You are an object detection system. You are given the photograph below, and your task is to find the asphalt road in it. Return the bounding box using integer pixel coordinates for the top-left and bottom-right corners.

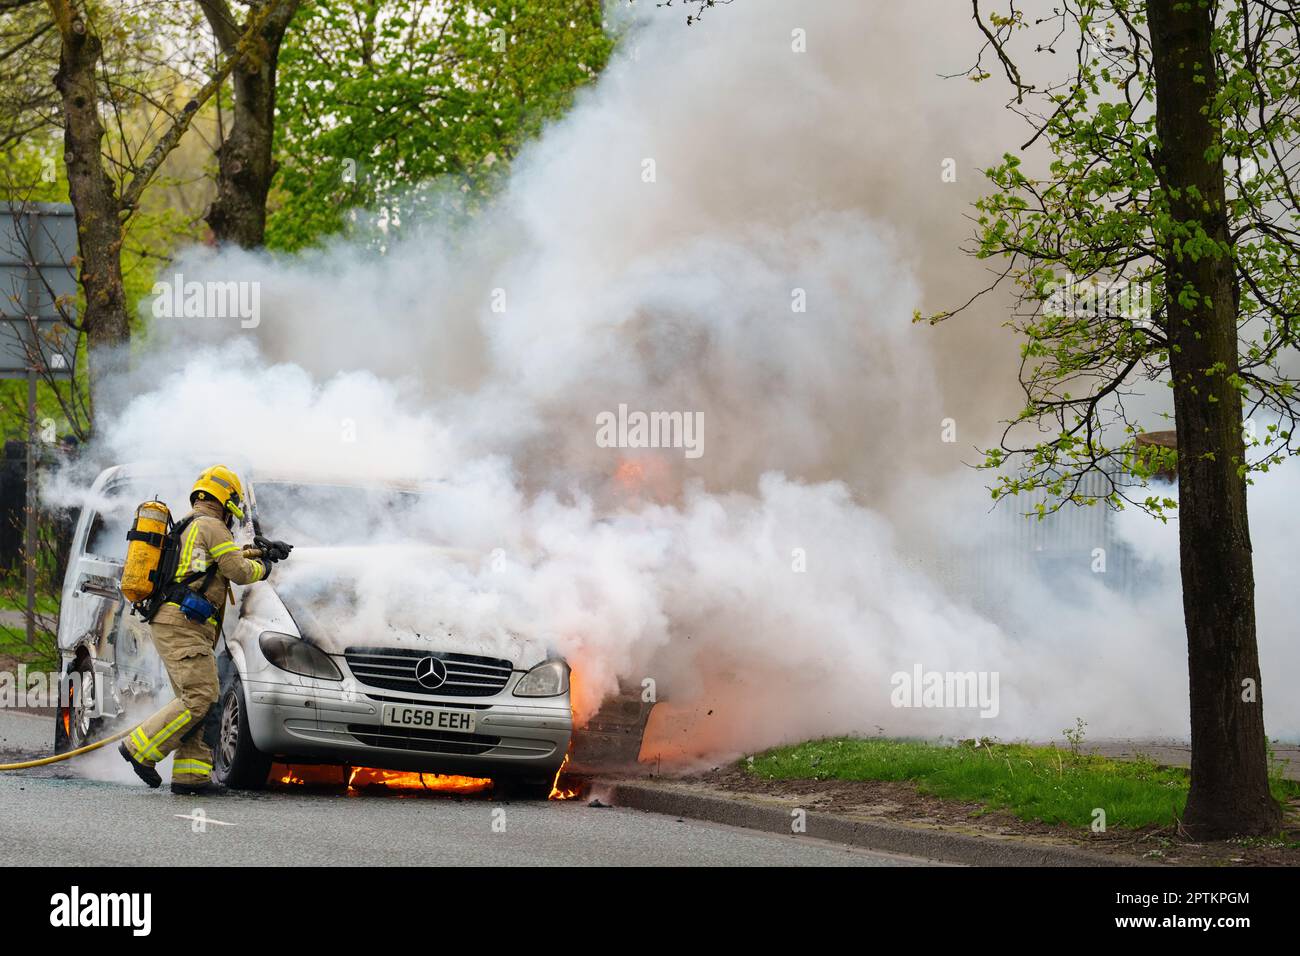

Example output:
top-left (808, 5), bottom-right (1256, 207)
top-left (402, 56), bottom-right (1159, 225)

top-left (0, 712), bottom-right (927, 867)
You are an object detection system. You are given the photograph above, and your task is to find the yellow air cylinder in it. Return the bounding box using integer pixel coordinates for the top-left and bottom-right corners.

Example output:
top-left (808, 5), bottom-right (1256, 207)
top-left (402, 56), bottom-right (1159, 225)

top-left (120, 499), bottom-right (171, 604)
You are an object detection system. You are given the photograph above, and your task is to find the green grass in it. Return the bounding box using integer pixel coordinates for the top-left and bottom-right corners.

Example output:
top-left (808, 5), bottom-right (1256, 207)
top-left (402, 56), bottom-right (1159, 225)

top-left (0, 589), bottom-right (60, 617)
top-left (0, 624), bottom-right (58, 671)
top-left (746, 737), bottom-right (1300, 830)
top-left (0, 578), bottom-right (61, 671)
top-left (0, 574), bottom-right (61, 671)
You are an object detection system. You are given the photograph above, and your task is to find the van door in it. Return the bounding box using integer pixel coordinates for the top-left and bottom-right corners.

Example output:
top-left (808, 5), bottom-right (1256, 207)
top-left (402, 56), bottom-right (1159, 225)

top-left (59, 482), bottom-right (163, 723)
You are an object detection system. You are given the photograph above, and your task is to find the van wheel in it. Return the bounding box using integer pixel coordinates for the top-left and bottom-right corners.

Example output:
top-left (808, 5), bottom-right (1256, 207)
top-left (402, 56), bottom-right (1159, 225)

top-left (54, 662), bottom-right (103, 754)
top-left (213, 675), bottom-right (272, 789)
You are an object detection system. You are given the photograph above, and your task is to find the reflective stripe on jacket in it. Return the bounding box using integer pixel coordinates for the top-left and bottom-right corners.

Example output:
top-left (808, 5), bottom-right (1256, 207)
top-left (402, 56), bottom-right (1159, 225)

top-left (161, 497), bottom-right (267, 630)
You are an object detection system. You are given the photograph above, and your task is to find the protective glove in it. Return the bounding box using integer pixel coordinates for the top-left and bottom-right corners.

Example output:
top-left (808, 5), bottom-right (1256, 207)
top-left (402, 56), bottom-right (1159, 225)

top-left (254, 535), bottom-right (294, 563)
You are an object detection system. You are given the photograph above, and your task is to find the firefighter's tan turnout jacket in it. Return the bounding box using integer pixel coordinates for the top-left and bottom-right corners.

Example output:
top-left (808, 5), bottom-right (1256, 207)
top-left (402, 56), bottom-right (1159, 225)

top-left (152, 496), bottom-right (268, 634)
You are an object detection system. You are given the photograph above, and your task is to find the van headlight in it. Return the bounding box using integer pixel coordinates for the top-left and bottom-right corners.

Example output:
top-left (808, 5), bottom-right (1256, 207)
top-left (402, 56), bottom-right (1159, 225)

top-left (259, 631), bottom-right (343, 681)
top-left (513, 659), bottom-right (569, 697)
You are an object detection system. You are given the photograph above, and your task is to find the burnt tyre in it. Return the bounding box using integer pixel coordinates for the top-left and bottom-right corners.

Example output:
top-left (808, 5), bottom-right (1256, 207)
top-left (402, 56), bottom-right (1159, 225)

top-left (213, 674), bottom-right (273, 789)
top-left (54, 659), bottom-right (104, 754)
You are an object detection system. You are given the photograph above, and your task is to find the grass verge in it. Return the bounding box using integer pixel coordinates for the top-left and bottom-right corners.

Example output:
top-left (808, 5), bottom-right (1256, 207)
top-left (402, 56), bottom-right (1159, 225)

top-left (746, 737), bottom-right (1300, 829)
top-left (0, 627), bottom-right (58, 673)
top-left (0, 577), bottom-right (61, 672)
top-left (0, 589), bottom-right (60, 618)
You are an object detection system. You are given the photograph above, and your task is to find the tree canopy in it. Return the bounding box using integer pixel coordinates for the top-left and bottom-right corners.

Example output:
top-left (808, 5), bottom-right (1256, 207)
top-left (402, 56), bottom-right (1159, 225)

top-left (268, 0), bottom-right (614, 250)
top-left (929, 0), bottom-right (1299, 518)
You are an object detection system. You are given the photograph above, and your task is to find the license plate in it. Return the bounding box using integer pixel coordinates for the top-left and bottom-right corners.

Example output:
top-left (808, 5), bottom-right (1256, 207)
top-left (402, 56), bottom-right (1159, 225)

top-left (381, 704), bottom-right (476, 733)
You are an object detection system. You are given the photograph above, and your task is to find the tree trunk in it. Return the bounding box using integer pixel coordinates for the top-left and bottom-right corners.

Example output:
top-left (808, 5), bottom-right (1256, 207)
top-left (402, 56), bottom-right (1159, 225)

top-left (51, 9), bottom-right (127, 406)
top-left (1147, 0), bottom-right (1281, 838)
top-left (201, 0), bottom-right (299, 248)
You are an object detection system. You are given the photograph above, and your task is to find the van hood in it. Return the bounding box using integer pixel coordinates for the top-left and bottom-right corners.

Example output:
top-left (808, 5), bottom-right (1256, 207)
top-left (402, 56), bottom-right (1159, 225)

top-left (241, 545), bottom-right (552, 669)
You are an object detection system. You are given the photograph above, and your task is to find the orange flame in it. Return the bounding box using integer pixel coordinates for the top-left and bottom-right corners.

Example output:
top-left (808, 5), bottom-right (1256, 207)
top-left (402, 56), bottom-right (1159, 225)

top-left (545, 672), bottom-right (581, 799)
top-left (548, 753), bottom-right (580, 800)
top-left (273, 763), bottom-right (347, 786)
top-left (273, 763), bottom-right (491, 793)
top-left (350, 767), bottom-right (492, 793)
top-left (612, 455), bottom-right (676, 503)
top-left (614, 458), bottom-right (647, 488)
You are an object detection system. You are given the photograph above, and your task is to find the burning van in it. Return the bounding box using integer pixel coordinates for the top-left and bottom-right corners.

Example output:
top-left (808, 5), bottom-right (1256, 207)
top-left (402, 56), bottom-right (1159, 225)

top-left (55, 463), bottom-right (573, 798)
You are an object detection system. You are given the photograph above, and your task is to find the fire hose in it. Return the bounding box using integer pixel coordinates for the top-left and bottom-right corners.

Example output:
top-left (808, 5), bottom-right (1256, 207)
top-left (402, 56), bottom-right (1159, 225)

top-left (0, 727), bottom-right (132, 771)
top-left (0, 539), bottom-right (291, 771)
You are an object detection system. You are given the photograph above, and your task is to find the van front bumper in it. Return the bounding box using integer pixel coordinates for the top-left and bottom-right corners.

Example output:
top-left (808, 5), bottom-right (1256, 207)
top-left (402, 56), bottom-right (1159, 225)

top-left (242, 675), bottom-right (572, 780)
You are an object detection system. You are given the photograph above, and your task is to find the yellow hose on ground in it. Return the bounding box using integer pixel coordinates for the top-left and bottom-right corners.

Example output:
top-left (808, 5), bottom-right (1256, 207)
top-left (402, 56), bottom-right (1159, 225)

top-left (0, 727), bottom-right (132, 770)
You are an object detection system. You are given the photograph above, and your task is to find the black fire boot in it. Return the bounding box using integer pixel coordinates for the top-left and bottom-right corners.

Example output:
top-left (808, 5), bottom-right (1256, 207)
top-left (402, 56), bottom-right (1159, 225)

top-left (118, 742), bottom-right (162, 789)
top-left (170, 780), bottom-right (224, 796)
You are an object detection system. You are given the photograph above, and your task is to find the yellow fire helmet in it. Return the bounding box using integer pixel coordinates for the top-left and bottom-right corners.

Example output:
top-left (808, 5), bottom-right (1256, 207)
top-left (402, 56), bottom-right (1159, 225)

top-left (191, 464), bottom-right (245, 520)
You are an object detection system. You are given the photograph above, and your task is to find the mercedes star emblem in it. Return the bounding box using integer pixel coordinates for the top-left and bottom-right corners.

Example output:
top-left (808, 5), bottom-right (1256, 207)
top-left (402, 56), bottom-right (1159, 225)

top-left (414, 656), bottom-right (447, 690)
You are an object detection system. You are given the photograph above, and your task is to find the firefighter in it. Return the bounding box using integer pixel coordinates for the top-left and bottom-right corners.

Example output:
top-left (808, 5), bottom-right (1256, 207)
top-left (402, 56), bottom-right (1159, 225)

top-left (118, 465), bottom-right (288, 795)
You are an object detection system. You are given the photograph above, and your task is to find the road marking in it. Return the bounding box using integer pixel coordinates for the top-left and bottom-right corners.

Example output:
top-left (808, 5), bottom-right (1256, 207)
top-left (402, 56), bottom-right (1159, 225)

top-left (174, 812), bottom-right (236, 827)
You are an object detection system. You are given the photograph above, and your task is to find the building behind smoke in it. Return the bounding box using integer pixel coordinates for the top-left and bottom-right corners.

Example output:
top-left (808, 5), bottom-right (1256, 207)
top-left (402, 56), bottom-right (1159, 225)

top-left (930, 466), bottom-right (1165, 619)
top-left (983, 467), bottom-right (1139, 599)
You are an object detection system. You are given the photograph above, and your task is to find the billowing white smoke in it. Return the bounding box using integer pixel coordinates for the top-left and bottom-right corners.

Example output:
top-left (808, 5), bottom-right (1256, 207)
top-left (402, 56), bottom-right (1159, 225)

top-left (52, 0), bottom-right (1298, 760)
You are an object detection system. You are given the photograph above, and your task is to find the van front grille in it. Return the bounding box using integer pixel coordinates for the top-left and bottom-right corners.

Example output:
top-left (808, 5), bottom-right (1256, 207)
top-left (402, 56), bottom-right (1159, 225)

top-left (344, 647), bottom-right (513, 697)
